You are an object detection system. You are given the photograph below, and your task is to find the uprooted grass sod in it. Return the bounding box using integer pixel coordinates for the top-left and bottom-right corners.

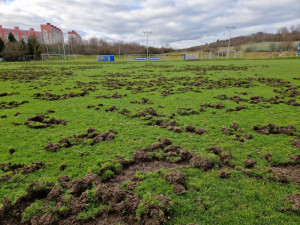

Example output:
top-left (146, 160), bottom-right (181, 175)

top-left (0, 58), bottom-right (299, 224)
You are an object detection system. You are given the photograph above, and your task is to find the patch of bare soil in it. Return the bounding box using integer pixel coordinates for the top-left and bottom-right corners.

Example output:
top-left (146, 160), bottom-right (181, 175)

top-left (271, 163), bottom-right (300, 186)
top-left (286, 194), bottom-right (300, 210)
top-left (0, 139), bottom-right (211, 225)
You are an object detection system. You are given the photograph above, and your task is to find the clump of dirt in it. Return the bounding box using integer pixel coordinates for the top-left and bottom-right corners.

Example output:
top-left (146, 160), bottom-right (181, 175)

top-left (207, 146), bottom-right (222, 156)
top-left (45, 128), bottom-right (117, 152)
top-left (244, 159), bottom-right (256, 168)
top-left (25, 114), bottom-right (67, 129)
top-left (219, 170), bottom-right (231, 178)
top-left (221, 123), bottom-right (254, 142)
top-left (264, 153), bottom-right (273, 162)
top-left (33, 89), bottom-right (92, 101)
top-left (177, 108), bottom-right (198, 116)
top-left (165, 171), bottom-right (186, 193)
top-left (105, 105), bottom-right (119, 112)
top-left (101, 92), bottom-right (127, 99)
top-left (130, 97), bottom-right (152, 104)
top-left (291, 139), bottom-right (300, 149)
top-left (201, 102), bottom-right (225, 109)
top-left (290, 154), bottom-right (300, 161)
top-left (0, 162), bottom-right (45, 180)
top-left (286, 194), bottom-right (300, 210)
top-left (9, 148), bottom-right (15, 155)
top-left (185, 125), bottom-right (207, 135)
top-left (230, 122), bottom-right (238, 131)
top-left (221, 128), bottom-right (233, 135)
top-left (137, 194), bottom-right (172, 225)
top-left (253, 124), bottom-right (296, 136)
top-left (45, 143), bottom-right (61, 152)
top-left (243, 134), bottom-right (253, 139)
top-left (190, 157), bottom-right (214, 171)
top-left (0, 100), bottom-right (29, 109)
top-left (0, 92), bottom-right (19, 97)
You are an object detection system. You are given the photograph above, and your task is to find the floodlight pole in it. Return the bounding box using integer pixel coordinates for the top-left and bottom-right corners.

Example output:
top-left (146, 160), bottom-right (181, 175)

top-left (143, 31), bottom-right (152, 60)
top-left (225, 26), bottom-right (236, 59)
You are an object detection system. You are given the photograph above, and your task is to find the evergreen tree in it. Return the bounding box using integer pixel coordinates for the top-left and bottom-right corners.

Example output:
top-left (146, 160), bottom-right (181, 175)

top-left (27, 36), bottom-right (41, 60)
top-left (18, 39), bottom-right (27, 58)
top-left (0, 37), bottom-right (5, 54)
top-left (8, 33), bottom-right (17, 42)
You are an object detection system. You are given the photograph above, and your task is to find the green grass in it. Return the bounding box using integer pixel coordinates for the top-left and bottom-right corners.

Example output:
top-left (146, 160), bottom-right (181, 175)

top-left (0, 57), bottom-right (299, 224)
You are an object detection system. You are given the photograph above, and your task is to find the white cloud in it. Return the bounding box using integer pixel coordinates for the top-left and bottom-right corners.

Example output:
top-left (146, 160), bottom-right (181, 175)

top-left (0, 0), bottom-right (299, 48)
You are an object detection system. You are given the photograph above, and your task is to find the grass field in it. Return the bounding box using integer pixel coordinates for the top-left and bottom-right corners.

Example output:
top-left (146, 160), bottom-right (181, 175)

top-left (0, 57), bottom-right (299, 224)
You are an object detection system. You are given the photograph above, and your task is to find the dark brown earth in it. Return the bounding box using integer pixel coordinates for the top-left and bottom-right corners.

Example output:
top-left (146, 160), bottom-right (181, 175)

top-left (219, 170), bottom-right (231, 178)
top-left (25, 115), bottom-right (67, 129)
top-left (271, 163), bottom-right (300, 186)
top-left (253, 124), bottom-right (296, 136)
top-left (286, 194), bottom-right (300, 210)
top-left (0, 139), bottom-right (197, 225)
top-left (291, 139), bottom-right (300, 148)
top-left (44, 128), bottom-right (117, 152)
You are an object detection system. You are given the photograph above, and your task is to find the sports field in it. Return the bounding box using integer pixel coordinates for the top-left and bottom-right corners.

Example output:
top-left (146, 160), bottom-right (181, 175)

top-left (0, 57), bottom-right (299, 224)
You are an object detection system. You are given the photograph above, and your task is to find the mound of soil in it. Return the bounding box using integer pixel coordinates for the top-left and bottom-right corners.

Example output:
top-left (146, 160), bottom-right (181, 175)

top-left (25, 115), bottom-right (67, 129)
top-left (185, 125), bottom-right (207, 135)
top-left (207, 146), bottom-right (222, 156)
top-left (33, 90), bottom-right (91, 101)
top-left (0, 100), bottom-right (29, 109)
top-left (190, 157), bottom-right (214, 171)
top-left (291, 139), bottom-right (300, 149)
top-left (45, 128), bottom-right (118, 152)
top-left (221, 128), bottom-right (233, 135)
top-left (253, 124), bottom-right (296, 136)
top-left (286, 194), bottom-right (300, 210)
top-left (219, 170), bottom-right (231, 178)
top-left (244, 159), bottom-right (256, 168)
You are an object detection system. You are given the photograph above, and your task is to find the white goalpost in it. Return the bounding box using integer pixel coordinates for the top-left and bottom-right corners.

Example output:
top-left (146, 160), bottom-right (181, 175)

top-left (126, 54), bottom-right (166, 61)
top-left (41, 54), bottom-right (64, 61)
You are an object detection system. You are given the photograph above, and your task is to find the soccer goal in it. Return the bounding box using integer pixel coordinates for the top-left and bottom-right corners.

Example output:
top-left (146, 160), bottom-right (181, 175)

top-left (184, 54), bottom-right (199, 60)
top-left (126, 54), bottom-right (166, 61)
top-left (126, 54), bottom-right (147, 61)
top-left (148, 54), bottom-right (166, 61)
top-left (41, 54), bottom-right (64, 61)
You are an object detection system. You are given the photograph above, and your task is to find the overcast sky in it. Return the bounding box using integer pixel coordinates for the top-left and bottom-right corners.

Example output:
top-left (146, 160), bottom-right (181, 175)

top-left (0, 0), bottom-right (300, 48)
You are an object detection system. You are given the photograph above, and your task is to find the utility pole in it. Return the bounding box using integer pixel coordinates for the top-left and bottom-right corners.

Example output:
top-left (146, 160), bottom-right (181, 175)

top-left (225, 26), bottom-right (236, 59)
top-left (143, 31), bottom-right (152, 60)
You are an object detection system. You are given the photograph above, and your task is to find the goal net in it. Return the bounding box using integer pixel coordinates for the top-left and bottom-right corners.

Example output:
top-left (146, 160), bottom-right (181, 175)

top-left (41, 54), bottom-right (64, 61)
top-left (126, 54), bottom-right (166, 61)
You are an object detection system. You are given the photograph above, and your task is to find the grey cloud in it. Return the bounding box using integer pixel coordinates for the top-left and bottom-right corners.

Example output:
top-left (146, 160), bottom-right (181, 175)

top-left (0, 0), bottom-right (299, 48)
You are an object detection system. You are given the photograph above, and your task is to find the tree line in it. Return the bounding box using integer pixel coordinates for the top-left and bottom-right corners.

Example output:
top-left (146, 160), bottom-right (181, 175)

top-left (53, 37), bottom-right (174, 56)
top-left (0, 33), bottom-right (41, 61)
top-left (184, 25), bottom-right (300, 52)
top-left (0, 32), bottom-right (174, 61)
